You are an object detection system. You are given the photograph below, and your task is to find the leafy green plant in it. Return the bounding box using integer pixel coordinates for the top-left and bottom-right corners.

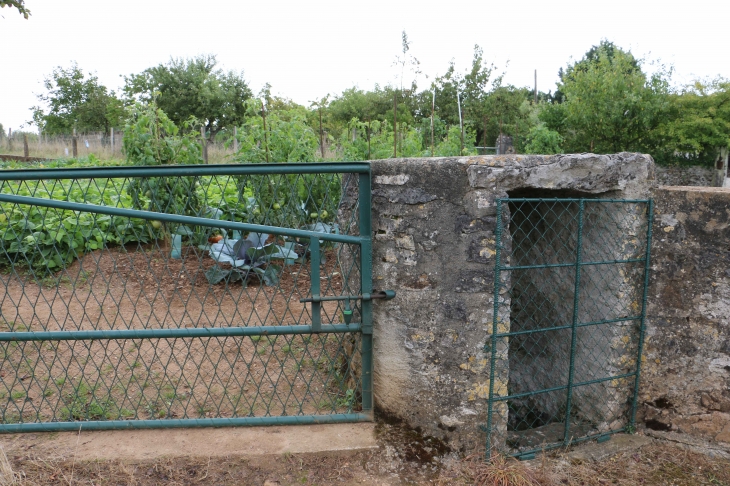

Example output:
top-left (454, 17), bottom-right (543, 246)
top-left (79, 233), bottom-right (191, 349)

top-left (336, 388), bottom-right (356, 409)
top-left (204, 232), bottom-right (297, 286)
top-left (524, 125), bottom-right (564, 154)
top-left (0, 184), bottom-right (149, 271)
top-left (59, 380), bottom-right (114, 421)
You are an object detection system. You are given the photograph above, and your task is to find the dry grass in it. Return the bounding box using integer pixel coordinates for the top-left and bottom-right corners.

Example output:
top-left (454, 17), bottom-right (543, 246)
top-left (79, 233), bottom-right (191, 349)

top-left (2, 138), bottom-right (236, 164)
top-left (440, 442), bottom-right (730, 486)
top-left (0, 447), bottom-right (23, 485)
top-left (2, 435), bottom-right (729, 485)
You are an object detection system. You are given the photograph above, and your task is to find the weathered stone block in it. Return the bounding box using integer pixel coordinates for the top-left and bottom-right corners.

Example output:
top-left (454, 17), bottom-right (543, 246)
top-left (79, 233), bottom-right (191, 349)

top-left (368, 154), bottom-right (653, 451)
top-left (642, 186), bottom-right (730, 446)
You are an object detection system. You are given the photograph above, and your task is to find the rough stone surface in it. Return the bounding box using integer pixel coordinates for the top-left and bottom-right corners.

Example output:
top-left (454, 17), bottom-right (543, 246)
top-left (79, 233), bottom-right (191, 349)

top-left (566, 433), bottom-right (654, 462)
top-left (655, 165), bottom-right (713, 186)
top-left (367, 153), bottom-right (654, 451)
top-left (641, 186), bottom-right (730, 449)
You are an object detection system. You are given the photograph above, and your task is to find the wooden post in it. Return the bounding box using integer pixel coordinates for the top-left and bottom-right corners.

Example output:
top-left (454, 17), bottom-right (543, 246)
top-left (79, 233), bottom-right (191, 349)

top-left (233, 126), bottom-right (238, 153)
top-left (713, 148), bottom-right (729, 187)
top-left (534, 70), bottom-right (538, 104)
top-left (200, 126), bottom-right (208, 163)
top-left (318, 108), bottom-right (324, 159)
top-left (431, 86), bottom-right (436, 157)
top-left (261, 102), bottom-right (270, 163)
top-left (7, 128), bottom-right (12, 151)
top-left (23, 134), bottom-right (29, 157)
top-left (72, 136), bottom-right (78, 158)
top-left (457, 92), bottom-right (464, 156)
top-left (367, 119), bottom-right (371, 160)
top-left (393, 92), bottom-right (398, 158)
top-left (111, 127), bottom-right (115, 153)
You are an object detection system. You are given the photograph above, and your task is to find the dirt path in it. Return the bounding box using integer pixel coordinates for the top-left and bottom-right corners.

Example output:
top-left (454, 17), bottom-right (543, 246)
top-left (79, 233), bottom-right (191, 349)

top-left (1, 426), bottom-right (729, 485)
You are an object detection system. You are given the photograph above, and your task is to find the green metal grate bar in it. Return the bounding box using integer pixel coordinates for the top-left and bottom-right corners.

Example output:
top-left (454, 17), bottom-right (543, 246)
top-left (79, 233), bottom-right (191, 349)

top-left (0, 162), bottom-right (372, 181)
top-left (0, 413), bottom-right (371, 433)
top-left (0, 193), bottom-right (363, 245)
top-left (489, 371), bottom-right (638, 402)
top-left (500, 258), bottom-right (646, 271)
top-left (563, 199), bottom-right (585, 443)
top-left (0, 324), bottom-right (363, 342)
top-left (490, 315), bottom-right (642, 340)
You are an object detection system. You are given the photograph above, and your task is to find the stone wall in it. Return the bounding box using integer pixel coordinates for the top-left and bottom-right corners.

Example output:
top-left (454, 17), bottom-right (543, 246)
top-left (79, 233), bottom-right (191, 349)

top-left (367, 153), bottom-right (653, 451)
top-left (641, 187), bottom-right (730, 446)
top-left (655, 165), bottom-right (713, 186)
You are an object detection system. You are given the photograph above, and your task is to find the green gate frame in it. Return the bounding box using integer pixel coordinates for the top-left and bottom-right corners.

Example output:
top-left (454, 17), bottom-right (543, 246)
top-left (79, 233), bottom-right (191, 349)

top-left (0, 162), bottom-right (376, 432)
top-left (485, 198), bottom-right (654, 458)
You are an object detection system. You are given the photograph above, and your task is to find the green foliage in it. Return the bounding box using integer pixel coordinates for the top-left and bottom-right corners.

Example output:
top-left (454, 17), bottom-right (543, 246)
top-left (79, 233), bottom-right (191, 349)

top-left (0, 0), bottom-right (29, 19)
top-left (543, 43), bottom-right (670, 154)
top-left (434, 125), bottom-right (476, 156)
top-left (0, 176), bottom-right (149, 271)
top-left (31, 63), bottom-right (124, 135)
top-left (653, 79), bottom-right (730, 165)
top-left (124, 55), bottom-right (252, 142)
top-left (232, 100), bottom-right (340, 231)
top-left (123, 102), bottom-right (204, 219)
top-left (122, 102), bottom-right (203, 167)
top-left (524, 125), bottom-right (564, 154)
top-left (235, 99), bottom-right (319, 163)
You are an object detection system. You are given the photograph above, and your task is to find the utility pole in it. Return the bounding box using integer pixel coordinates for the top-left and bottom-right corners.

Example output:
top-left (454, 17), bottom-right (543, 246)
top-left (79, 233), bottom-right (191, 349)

top-left (534, 70), bottom-right (538, 104)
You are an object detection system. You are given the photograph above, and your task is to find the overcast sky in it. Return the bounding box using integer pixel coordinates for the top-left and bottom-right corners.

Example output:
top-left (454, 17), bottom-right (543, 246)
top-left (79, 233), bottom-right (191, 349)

top-left (1, 0), bottom-right (728, 132)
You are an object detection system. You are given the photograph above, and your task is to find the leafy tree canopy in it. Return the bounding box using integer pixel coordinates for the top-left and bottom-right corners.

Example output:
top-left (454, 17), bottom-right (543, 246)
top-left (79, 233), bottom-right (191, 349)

top-left (31, 62), bottom-right (124, 135)
top-left (0, 0), bottom-right (30, 19)
top-left (541, 43), bottom-right (670, 153)
top-left (124, 55), bottom-right (252, 141)
top-left (653, 79), bottom-right (730, 164)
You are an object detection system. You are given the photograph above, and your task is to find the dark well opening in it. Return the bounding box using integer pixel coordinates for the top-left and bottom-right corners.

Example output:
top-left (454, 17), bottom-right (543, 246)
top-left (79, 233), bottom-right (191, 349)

top-left (504, 188), bottom-right (639, 448)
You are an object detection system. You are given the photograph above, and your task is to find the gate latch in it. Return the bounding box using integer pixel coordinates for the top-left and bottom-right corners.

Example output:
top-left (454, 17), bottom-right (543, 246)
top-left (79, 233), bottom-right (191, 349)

top-left (299, 290), bottom-right (396, 304)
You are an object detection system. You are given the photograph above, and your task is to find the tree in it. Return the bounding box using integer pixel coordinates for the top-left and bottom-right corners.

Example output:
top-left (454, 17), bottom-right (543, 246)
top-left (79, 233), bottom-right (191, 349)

top-left (124, 55), bottom-right (252, 148)
top-left (541, 43), bottom-right (669, 153)
top-left (653, 79), bottom-right (730, 169)
top-left (31, 63), bottom-right (124, 135)
top-left (0, 0), bottom-right (30, 19)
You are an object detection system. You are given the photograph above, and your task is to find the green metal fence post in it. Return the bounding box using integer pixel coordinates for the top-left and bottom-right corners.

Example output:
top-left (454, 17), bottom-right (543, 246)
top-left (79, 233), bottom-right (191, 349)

top-left (310, 237), bottom-right (322, 333)
top-left (630, 200), bottom-right (654, 428)
top-left (563, 199), bottom-right (585, 445)
top-left (486, 200), bottom-right (504, 457)
top-left (358, 171), bottom-right (374, 415)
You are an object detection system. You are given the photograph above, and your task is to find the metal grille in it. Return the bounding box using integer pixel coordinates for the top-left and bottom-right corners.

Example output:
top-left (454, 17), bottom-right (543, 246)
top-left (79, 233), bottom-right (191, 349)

top-left (485, 198), bottom-right (653, 458)
top-left (0, 163), bottom-right (375, 431)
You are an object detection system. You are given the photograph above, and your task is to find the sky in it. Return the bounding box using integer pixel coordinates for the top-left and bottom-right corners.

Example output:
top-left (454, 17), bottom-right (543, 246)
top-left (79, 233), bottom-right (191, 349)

top-left (1, 0), bottom-right (728, 132)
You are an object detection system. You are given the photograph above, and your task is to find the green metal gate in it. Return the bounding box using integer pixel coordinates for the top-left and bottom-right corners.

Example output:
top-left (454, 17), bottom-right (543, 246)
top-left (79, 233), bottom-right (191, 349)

top-left (0, 162), bottom-right (381, 431)
top-left (485, 198), bottom-right (653, 458)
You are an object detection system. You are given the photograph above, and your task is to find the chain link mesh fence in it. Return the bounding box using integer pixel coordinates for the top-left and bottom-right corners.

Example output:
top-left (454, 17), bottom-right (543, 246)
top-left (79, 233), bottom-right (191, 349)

top-left (0, 163), bottom-right (372, 430)
top-left (486, 198), bottom-right (653, 458)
